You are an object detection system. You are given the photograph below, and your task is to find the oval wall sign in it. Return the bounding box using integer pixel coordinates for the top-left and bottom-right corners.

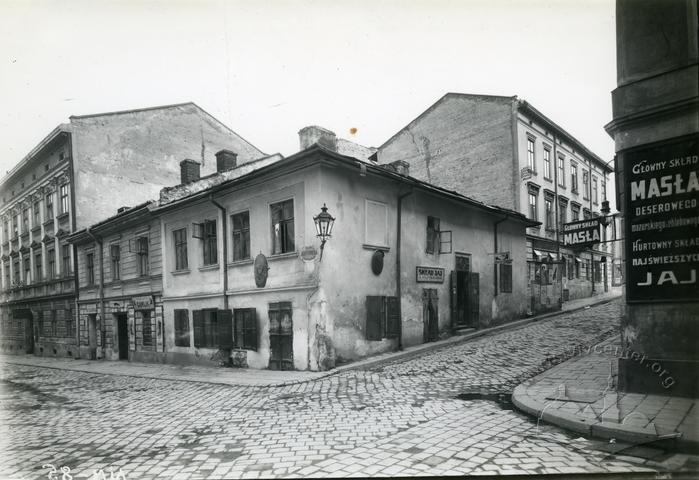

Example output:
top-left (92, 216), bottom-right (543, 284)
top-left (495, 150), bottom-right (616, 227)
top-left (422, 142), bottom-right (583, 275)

top-left (254, 253), bottom-right (270, 288)
top-left (371, 250), bottom-right (384, 276)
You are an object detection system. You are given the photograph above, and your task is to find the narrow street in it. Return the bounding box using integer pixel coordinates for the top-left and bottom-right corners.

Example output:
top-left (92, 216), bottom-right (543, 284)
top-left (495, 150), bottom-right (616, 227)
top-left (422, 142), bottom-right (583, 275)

top-left (0, 300), bottom-right (691, 479)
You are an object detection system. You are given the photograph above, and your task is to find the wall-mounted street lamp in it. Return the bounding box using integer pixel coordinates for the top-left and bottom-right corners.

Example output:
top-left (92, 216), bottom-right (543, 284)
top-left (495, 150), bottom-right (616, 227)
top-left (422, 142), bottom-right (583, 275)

top-left (313, 203), bottom-right (335, 261)
top-left (599, 200), bottom-right (612, 226)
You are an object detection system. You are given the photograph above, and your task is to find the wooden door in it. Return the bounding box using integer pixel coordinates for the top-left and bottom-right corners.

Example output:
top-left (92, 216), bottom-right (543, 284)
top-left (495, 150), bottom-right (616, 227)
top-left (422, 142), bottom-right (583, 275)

top-left (117, 314), bottom-right (128, 360)
top-left (269, 302), bottom-right (293, 370)
top-left (24, 314), bottom-right (34, 354)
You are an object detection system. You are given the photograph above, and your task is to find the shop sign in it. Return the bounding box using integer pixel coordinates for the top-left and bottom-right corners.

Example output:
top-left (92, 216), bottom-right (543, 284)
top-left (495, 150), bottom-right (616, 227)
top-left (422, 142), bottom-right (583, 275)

top-left (562, 218), bottom-right (601, 247)
top-left (132, 295), bottom-right (154, 309)
top-left (416, 266), bottom-right (445, 283)
top-left (624, 136), bottom-right (699, 302)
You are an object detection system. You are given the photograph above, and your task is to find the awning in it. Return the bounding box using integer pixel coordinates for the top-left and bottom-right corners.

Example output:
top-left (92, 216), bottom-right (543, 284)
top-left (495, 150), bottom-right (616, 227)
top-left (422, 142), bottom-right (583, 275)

top-left (575, 257), bottom-right (583, 263)
top-left (533, 249), bottom-right (542, 258)
top-left (547, 252), bottom-right (559, 261)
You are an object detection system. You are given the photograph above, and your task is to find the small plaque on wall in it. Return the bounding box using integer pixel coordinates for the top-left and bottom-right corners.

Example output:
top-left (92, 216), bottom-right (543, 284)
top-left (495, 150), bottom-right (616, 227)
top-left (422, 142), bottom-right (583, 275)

top-left (416, 266), bottom-right (445, 283)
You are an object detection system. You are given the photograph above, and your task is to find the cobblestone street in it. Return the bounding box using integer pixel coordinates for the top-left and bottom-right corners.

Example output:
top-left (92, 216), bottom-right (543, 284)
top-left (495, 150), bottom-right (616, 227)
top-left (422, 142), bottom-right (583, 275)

top-left (1, 300), bottom-right (695, 479)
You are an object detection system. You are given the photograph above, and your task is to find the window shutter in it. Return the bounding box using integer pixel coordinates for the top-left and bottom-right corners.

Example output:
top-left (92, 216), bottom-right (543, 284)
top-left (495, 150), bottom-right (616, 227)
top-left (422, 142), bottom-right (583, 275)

top-left (193, 310), bottom-right (204, 348)
top-left (385, 296), bottom-right (400, 338)
top-left (365, 296), bottom-right (383, 340)
top-left (191, 222), bottom-right (204, 239)
top-left (439, 230), bottom-right (452, 254)
top-left (217, 309), bottom-right (233, 349)
top-left (175, 309), bottom-right (190, 347)
top-left (244, 309), bottom-right (258, 350)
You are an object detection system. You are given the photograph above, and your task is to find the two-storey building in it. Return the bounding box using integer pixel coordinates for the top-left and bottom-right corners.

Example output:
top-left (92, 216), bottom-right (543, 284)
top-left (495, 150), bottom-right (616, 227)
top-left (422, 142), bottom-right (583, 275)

top-left (0, 102), bottom-right (267, 356)
top-left (373, 93), bottom-right (618, 313)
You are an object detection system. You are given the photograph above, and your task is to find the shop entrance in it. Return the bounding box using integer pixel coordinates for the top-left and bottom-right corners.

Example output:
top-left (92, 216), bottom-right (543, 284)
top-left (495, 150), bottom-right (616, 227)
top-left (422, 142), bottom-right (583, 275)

top-left (116, 313), bottom-right (129, 360)
top-left (88, 314), bottom-right (97, 360)
top-left (268, 302), bottom-right (293, 371)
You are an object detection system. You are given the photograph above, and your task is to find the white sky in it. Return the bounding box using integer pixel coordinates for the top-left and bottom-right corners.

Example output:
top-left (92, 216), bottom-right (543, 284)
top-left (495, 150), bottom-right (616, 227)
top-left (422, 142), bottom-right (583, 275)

top-left (0, 0), bottom-right (616, 179)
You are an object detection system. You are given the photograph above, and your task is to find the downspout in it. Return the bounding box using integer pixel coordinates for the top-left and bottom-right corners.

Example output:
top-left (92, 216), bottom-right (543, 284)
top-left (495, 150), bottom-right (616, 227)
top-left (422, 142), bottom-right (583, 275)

top-left (209, 194), bottom-right (229, 310)
top-left (493, 214), bottom-right (509, 297)
top-left (67, 132), bottom-right (81, 356)
top-left (552, 133), bottom-right (563, 307)
top-left (86, 227), bottom-right (104, 356)
top-left (587, 158), bottom-right (595, 294)
top-left (396, 189), bottom-right (413, 351)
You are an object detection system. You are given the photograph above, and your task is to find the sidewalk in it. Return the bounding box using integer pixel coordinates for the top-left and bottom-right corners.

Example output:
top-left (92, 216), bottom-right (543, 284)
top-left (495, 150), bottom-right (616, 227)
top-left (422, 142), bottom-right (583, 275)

top-left (512, 335), bottom-right (699, 452)
top-left (0, 290), bottom-right (621, 388)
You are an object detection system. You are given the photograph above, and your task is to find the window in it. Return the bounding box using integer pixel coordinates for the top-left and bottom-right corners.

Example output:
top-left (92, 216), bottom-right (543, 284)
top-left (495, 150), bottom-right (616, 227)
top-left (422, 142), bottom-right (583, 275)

top-left (499, 263), bottom-right (513, 293)
top-left (594, 261), bottom-right (602, 282)
top-left (571, 163), bottom-right (578, 193)
top-left (271, 199), bottom-right (294, 254)
top-left (193, 309), bottom-right (232, 349)
top-left (426, 216), bottom-right (440, 254)
top-left (543, 147), bottom-right (551, 179)
top-left (136, 237), bottom-right (149, 276)
top-left (62, 245), bottom-right (71, 275)
top-left (22, 208), bottom-right (28, 233)
top-left (51, 310), bottom-right (57, 337)
top-left (45, 192), bottom-right (54, 220)
top-left (557, 156), bottom-right (565, 187)
top-left (234, 308), bottom-right (258, 350)
top-left (173, 228), bottom-right (188, 271)
top-left (4, 262), bottom-right (10, 287)
top-left (60, 184), bottom-right (69, 214)
top-left (65, 309), bottom-right (73, 338)
top-left (583, 170), bottom-right (590, 199)
top-left (47, 249), bottom-right (55, 279)
top-left (592, 177), bottom-right (598, 204)
top-left (231, 212), bottom-right (250, 261)
top-left (12, 215), bottom-right (18, 237)
top-left (174, 309), bottom-right (190, 347)
top-left (602, 181), bottom-right (607, 201)
top-left (583, 208), bottom-right (591, 220)
top-left (571, 204), bottom-right (580, 221)
top-left (558, 202), bottom-right (567, 230)
top-left (545, 197), bottom-right (554, 230)
top-left (86, 253), bottom-right (94, 285)
top-left (110, 245), bottom-right (120, 281)
top-left (13, 260), bottom-right (20, 284)
top-left (23, 255), bottom-right (30, 283)
top-left (34, 253), bottom-right (42, 282)
top-left (3, 220), bottom-right (8, 241)
top-left (141, 310), bottom-right (153, 346)
top-left (528, 193), bottom-right (538, 221)
top-left (203, 220), bottom-right (218, 265)
top-left (33, 200), bottom-right (41, 227)
top-left (365, 199), bottom-right (389, 247)
top-left (365, 296), bottom-right (400, 340)
top-left (527, 137), bottom-right (536, 171)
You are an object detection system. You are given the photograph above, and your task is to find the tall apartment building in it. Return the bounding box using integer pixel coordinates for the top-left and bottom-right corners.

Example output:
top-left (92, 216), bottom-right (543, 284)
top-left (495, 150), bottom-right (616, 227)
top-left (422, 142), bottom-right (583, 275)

top-left (373, 93), bottom-right (617, 313)
top-left (0, 102), bottom-right (266, 356)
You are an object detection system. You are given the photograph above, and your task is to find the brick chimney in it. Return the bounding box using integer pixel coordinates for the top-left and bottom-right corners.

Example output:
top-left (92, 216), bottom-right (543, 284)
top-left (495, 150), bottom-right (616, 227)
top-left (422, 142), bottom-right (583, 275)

top-left (215, 149), bottom-right (238, 173)
top-left (180, 159), bottom-right (201, 184)
top-left (299, 126), bottom-right (337, 151)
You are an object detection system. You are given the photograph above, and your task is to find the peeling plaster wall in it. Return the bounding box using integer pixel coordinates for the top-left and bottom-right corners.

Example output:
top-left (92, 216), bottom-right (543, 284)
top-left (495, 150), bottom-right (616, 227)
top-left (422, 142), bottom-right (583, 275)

top-left (376, 95), bottom-right (516, 209)
top-left (70, 104), bottom-right (265, 230)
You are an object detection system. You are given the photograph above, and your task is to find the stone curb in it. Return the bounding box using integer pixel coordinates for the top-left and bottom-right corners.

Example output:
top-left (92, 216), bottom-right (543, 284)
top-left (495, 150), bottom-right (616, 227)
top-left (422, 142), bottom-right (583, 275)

top-left (512, 367), bottom-right (699, 453)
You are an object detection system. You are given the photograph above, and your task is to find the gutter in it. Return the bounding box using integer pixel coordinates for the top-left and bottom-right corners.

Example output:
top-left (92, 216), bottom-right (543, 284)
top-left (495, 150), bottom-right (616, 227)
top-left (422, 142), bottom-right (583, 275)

top-left (85, 227), bottom-right (104, 357)
top-left (209, 194), bottom-right (229, 310)
top-left (396, 189), bottom-right (413, 351)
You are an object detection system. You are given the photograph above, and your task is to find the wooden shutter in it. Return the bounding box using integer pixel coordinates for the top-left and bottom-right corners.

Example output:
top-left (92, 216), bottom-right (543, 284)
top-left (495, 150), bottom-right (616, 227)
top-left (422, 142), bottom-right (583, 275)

top-left (193, 310), bottom-right (204, 348)
top-left (175, 309), bottom-right (190, 347)
top-left (385, 296), bottom-right (400, 338)
top-left (244, 309), bottom-right (258, 350)
top-left (366, 296), bottom-right (383, 340)
top-left (217, 309), bottom-right (233, 348)
top-left (468, 272), bottom-right (480, 327)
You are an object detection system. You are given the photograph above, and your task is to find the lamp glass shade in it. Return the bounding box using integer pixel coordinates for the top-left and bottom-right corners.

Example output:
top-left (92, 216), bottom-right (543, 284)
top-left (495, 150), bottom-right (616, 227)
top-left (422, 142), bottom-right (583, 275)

top-left (313, 204), bottom-right (335, 239)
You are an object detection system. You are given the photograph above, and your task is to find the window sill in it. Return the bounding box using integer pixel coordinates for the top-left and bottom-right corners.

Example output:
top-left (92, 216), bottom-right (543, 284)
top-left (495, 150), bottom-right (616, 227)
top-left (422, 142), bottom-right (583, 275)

top-left (57, 212), bottom-right (69, 221)
top-left (43, 220), bottom-right (54, 228)
top-left (172, 269), bottom-right (190, 276)
top-left (199, 264), bottom-right (220, 272)
top-left (268, 252), bottom-right (297, 261)
top-left (227, 259), bottom-right (253, 267)
top-left (31, 226), bottom-right (41, 234)
top-left (138, 278), bottom-right (150, 285)
top-left (362, 244), bottom-right (390, 252)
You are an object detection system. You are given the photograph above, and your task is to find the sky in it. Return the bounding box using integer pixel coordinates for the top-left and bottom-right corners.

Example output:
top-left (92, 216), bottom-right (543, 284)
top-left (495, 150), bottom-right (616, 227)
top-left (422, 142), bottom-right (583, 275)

top-left (0, 0), bottom-right (617, 180)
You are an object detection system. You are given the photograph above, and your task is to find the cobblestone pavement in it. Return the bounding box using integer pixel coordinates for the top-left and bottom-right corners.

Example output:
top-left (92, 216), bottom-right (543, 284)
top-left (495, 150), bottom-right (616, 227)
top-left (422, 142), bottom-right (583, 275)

top-left (1, 300), bottom-right (695, 479)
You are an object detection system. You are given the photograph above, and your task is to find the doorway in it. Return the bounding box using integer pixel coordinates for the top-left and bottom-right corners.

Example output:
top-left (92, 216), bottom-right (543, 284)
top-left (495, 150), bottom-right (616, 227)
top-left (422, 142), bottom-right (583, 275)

top-left (451, 254), bottom-right (479, 330)
top-left (268, 302), bottom-right (293, 371)
top-left (18, 310), bottom-right (35, 354)
top-left (88, 314), bottom-right (97, 360)
top-left (423, 289), bottom-right (439, 342)
top-left (116, 313), bottom-right (129, 360)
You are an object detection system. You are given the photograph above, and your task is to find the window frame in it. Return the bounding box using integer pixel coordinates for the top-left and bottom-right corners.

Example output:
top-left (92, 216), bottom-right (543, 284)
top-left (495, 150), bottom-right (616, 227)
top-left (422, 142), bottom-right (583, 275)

top-left (499, 263), bottom-right (513, 293)
top-left (141, 310), bottom-right (153, 347)
top-left (528, 192), bottom-right (538, 221)
top-left (174, 309), bottom-right (190, 347)
top-left (47, 249), bottom-right (55, 279)
top-left (544, 197), bottom-right (554, 230)
top-left (173, 227), bottom-right (188, 271)
top-left (62, 244), bottom-right (71, 276)
top-left (557, 155), bottom-right (566, 187)
top-left (86, 252), bottom-right (95, 285)
top-left (110, 244), bottom-right (121, 281)
top-left (426, 216), bottom-right (440, 254)
top-left (136, 236), bottom-right (149, 276)
top-left (45, 193), bottom-right (54, 220)
top-left (271, 199), bottom-right (295, 255)
top-left (33, 200), bottom-right (41, 227)
top-left (543, 146), bottom-right (552, 180)
top-left (592, 177), bottom-right (599, 204)
top-left (234, 308), bottom-right (258, 350)
top-left (571, 163), bottom-right (578, 193)
top-left (583, 170), bottom-right (590, 199)
top-left (202, 220), bottom-right (218, 266)
top-left (59, 184), bottom-right (69, 215)
top-left (526, 137), bottom-right (536, 172)
top-left (231, 211), bottom-right (251, 262)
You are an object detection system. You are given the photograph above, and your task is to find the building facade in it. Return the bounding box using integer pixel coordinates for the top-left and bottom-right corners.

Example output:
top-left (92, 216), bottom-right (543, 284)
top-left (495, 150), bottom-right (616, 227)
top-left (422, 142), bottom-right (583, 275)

top-left (373, 93), bottom-right (618, 313)
top-left (0, 102), bottom-right (267, 356)
top-left (77, 131), bottom-right (532, 371)
top-left (605, 0), bottom-right (698, 397)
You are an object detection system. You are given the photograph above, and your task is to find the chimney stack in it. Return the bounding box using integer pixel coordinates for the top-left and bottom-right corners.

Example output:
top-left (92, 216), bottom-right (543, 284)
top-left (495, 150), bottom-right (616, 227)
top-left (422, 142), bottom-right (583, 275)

top-left (299, 126), bottom-right (337, 152)
top-left (180, 159), bottom-right (201, 184)
top-left (215, 149), bottom-right (238, 173)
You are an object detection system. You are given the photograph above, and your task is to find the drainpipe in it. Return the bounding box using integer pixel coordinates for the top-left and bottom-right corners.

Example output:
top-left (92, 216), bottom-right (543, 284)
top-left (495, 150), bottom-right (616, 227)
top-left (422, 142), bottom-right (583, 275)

top-left (396, 189), bottom-right (413, 351)
top-left (209, 194), bottom-right (229, 310)
top-left (493, 214), bottom-right (509, 297)
top-left (86, 227), bottom-right (104, 357)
